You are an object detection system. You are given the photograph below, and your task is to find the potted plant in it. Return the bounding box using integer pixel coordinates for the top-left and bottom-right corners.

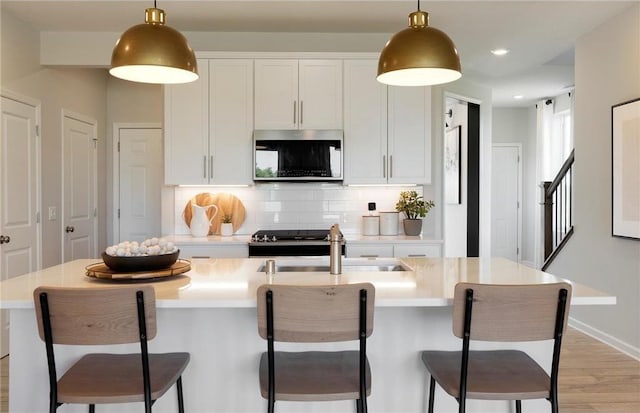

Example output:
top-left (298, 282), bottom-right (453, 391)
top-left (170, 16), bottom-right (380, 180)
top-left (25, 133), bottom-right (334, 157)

top-left (395, 191), bottom-right (435, 236)
top-left (220, 214), bottom-right (234, 236)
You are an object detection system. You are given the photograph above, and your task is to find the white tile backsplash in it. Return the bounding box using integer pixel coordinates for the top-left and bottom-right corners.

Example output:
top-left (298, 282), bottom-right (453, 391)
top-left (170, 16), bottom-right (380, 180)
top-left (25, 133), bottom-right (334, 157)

top-left (170, 184), bottom-right (424, 235)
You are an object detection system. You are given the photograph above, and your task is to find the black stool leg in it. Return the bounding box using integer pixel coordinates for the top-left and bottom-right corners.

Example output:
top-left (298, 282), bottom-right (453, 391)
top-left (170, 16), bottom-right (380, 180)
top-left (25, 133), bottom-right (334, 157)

top-left (516, 400), bottom-right (522, 413)
top-left (428, 376), bottom-right (436, 413)
top-left (177, 376), bottom-right (185, 413)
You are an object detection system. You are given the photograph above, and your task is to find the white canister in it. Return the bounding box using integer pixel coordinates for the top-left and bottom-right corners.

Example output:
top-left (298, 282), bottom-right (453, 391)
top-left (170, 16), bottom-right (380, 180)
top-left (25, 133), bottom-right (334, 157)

top-left (362, 216), bottom-right (379, 236)
top-left (379, 211), bottom-right (399, 235)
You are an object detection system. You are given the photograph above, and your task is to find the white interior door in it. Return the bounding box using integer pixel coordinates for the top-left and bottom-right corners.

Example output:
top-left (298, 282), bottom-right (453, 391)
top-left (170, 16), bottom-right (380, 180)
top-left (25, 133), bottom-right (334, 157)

top-left (63, 111), bottom-right (97, 261)
top-left (0, 94), bottom-right (41, 356)
top-left (117, 126), bottom-right (162, 242)
top-left (491, 144), bottom-right (522, 262)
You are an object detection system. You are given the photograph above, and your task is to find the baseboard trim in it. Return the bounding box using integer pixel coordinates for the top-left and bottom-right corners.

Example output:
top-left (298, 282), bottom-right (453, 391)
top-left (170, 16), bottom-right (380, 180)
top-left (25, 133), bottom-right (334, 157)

top-left (521, 260), bottom-right (535, 268)
top-left (569, 317), bottom-right (640, 361)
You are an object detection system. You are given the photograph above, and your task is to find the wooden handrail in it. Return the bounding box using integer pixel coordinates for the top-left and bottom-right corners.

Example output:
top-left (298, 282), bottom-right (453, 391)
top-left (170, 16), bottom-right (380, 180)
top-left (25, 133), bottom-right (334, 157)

top-left (543, 149), bottom-right (575, 266)
top-left (546, 149), bottom-right (575, 197)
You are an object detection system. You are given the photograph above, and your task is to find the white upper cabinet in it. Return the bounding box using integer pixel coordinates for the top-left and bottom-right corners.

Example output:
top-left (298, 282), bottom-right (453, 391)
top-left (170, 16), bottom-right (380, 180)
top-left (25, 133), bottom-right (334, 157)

top-left (344, 59), bottom-right (432, 185)
top-left (387, 85), bottom-right (432, 184)
top-left (164, 59), bottom-right (254, 185)
top-left (164, 58), bottom-right (209, 185)
top-left (209, 60), bottom-right (254, 184)
top-left (254, 59), bottom-right (343, 130)
top-left (344, 60), bottom-right (387, 184)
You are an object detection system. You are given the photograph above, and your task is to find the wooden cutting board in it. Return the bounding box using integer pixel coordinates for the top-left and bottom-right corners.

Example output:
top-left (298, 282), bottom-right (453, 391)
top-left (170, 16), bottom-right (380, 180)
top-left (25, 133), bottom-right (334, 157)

top-left (183, 192), bottom-right (246, 235)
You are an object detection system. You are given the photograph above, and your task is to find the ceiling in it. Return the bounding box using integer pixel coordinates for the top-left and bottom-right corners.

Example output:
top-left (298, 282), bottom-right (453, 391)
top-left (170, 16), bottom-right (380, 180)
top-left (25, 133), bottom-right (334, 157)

top-left (2, 0), bottom-right (636, 107)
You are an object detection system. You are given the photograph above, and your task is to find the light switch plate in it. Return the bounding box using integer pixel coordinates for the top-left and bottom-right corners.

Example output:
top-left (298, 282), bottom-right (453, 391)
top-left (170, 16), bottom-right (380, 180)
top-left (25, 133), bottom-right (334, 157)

top-left (48, 206), bottom-right (57, 221)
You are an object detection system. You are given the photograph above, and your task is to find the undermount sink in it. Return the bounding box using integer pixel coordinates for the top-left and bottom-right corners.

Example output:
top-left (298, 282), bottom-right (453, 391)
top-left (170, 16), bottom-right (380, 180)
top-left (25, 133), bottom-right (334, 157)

top-left (256, 258), bottom-right (410, 273)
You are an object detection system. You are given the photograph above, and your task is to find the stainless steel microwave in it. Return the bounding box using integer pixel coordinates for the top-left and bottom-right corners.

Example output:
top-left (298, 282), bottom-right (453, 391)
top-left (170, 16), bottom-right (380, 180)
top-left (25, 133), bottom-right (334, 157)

top-left (253, 130), bottom-right (343, 182)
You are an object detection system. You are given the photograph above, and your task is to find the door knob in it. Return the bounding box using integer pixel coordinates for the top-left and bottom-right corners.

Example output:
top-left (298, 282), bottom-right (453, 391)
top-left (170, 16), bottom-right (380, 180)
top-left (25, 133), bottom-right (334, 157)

top-left (65, 226), bottom-right (75, 233)
top-left (0, 235), bottom-right (9, 244)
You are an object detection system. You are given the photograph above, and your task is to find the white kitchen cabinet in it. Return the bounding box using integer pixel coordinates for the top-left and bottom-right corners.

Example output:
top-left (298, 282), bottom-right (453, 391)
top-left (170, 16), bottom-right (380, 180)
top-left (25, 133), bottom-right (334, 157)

top-left (344, 59), bottom-right (431, 185)
top-left (164, 58), bottom-right (209, 185)
top-left (178, 244), bottom-right (248, 259)
top-left (164, 59), bottom-right (253, 185)
top-left (346, 244), bottom-right (393, 258)
top-left (387, 86), bottom-right (432, 184)
top-left (394, 244), bottom-right (442, 258)
top-left (254, 59), bottom-right (342, 130)
top-left (346, 241), bottom-right (441, 258)
top-left (344, 59), bottom-right (388, 183)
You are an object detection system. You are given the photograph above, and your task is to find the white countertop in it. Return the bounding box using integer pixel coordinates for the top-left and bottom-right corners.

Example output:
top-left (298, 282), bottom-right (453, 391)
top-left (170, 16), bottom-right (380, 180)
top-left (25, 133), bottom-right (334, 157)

top-left (0, 257), bottom-right (615, 309)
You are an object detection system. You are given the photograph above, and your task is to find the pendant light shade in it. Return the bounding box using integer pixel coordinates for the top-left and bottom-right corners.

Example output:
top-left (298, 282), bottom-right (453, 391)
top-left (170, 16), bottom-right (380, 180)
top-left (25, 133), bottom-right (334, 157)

top-left (110, 6), bottom-right (198, 84)
top-left (377, 7), bottom-right (461, 86)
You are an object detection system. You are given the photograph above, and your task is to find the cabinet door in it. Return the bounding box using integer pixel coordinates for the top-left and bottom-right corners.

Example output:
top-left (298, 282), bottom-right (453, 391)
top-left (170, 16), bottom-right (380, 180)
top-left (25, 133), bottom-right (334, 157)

top-left (164, 59), bottom-right (209, 185)
top-left (394, 244), bottom-right (442, 258)
top-left (343, 60), bottom-right (388, 184)
top-left (254, 59), bottom-right (298, 129)
top-left (387, 86), bottom-right (432, 184)
top-left (346, 244), bottom-right (394, 258)
top-left (298, 60), bottom-right (343, 129)
top-left (209, 60), bottom-right (254, 184)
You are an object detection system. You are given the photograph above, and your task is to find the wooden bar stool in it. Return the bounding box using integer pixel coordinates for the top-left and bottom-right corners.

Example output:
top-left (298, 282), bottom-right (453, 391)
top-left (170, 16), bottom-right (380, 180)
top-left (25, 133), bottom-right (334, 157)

top-left (421, 282), bottom-right (571, 413)
top-left (256, 283), bottom-right (375, 413)
top-left (33, 285), bottom-right (190, 413)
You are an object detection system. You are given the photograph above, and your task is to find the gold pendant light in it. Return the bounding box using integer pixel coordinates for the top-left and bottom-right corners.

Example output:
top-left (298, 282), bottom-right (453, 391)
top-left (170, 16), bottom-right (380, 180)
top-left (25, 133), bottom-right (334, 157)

top-left (110, 2), bottom-right (198, 84)
top-left (377, 0), bottom-right (461, 86)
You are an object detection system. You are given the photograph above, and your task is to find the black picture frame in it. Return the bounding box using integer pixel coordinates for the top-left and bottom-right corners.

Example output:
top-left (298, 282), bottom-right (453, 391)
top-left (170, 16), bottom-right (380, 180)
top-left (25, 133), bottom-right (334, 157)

top-left (611, 97), bottom-right (640, 240)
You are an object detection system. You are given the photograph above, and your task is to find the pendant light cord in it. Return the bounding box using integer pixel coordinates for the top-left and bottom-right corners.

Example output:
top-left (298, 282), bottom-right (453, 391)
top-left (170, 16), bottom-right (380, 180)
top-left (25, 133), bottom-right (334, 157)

top-left (417, 0), bottom-right (421, 11)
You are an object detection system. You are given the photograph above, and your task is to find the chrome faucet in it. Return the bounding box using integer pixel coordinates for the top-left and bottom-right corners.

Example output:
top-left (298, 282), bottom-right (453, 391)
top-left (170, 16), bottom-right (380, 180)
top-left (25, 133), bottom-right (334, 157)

top-left (329, 224), bottom-right (342, 275)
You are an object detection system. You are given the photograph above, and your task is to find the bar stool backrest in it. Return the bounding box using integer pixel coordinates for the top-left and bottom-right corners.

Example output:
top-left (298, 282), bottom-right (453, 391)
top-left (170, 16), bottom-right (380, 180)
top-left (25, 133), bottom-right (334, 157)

top-left (452, 282), bottom-right (572, 342)
top-left (257, 283), bottom-right (375, 343)
top-left (33, 285), bottom-right (157, 345)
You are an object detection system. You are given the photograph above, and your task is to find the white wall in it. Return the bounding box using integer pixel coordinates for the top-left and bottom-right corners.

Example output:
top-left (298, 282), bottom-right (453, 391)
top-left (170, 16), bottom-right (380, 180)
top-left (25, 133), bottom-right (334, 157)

top-left (549, 5), bottom-right (640, 353)
top-left (434, 79), bottom-right (493, 257)
top-left (444, 98), bottom-right (468, 257)
top-left (492, 107), bottom-right (537, 265)
top-left (1, 9), bottom-right (109, 267)
top-left (105, 77), bottom-right (163, 245)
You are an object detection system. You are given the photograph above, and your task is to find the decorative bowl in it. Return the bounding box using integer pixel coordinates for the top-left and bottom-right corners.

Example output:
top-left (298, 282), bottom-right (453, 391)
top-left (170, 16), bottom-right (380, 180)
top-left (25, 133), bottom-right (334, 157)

top-left (101, 250), bottom-right (180, 272)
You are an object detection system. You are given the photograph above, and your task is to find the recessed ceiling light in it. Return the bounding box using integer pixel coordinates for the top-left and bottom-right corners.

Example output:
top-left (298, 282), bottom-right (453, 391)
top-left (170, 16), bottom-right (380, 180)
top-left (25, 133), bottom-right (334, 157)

top-left (491, 48), bottom-right (510, 56)
top-left (513, 95), bottom-right (524, 99)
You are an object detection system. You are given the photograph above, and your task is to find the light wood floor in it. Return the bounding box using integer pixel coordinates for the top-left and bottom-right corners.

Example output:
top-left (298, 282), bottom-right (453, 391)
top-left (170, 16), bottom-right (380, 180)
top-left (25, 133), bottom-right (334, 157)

top-left (0, 327), bottom-right (638, 412)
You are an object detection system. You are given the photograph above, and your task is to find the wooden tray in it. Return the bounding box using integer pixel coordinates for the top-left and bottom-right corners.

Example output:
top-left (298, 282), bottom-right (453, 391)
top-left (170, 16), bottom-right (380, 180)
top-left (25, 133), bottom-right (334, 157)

top-left (86, 259), bottom-right (191, 280)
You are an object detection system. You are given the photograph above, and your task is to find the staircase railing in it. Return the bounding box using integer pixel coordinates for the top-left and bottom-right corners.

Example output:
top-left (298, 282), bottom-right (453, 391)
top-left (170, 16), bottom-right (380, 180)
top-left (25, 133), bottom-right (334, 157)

top-left (542, 149), bottom-right (575, 271)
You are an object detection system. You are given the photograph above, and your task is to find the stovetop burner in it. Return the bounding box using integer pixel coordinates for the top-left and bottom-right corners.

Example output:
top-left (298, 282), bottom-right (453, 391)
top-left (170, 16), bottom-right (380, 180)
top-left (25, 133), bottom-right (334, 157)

top-left (251, 229), bottom-right (332, 243)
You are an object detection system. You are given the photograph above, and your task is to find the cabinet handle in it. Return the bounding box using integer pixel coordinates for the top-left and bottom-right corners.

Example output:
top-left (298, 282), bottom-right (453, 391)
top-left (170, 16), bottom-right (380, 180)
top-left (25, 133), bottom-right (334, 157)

top-left (293, 101), bottom-right (297, 125)
top-left (408, 254), bottom-right (427, 257)
top-left (300, 100), bottom-right (303, 125)
top-left (382, 155), bottom-right (386, 178)
top-left (203, 156), bottom-right (207, 179)
top-left (210, 155), bottom-right (214, 179)
top-left (389, 155), bottom-right (393, 178)
top-left (360, 254), bottom-right (379, 258)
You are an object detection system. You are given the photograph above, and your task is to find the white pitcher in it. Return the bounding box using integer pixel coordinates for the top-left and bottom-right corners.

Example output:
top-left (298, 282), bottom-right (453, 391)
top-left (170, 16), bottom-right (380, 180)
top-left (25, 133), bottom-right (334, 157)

top-left (190, 203), bottom-right (218, 237)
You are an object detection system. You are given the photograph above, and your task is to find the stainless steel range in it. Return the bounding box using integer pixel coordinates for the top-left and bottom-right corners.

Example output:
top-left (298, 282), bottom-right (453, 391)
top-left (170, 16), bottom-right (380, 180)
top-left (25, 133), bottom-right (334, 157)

top-left (249, 229), bottom-right (346, 257)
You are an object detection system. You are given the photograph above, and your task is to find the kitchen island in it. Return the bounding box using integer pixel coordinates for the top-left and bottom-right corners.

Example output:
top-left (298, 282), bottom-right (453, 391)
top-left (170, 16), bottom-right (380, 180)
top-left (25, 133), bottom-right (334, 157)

top-left (0, 257), bottom-right (615, 413)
